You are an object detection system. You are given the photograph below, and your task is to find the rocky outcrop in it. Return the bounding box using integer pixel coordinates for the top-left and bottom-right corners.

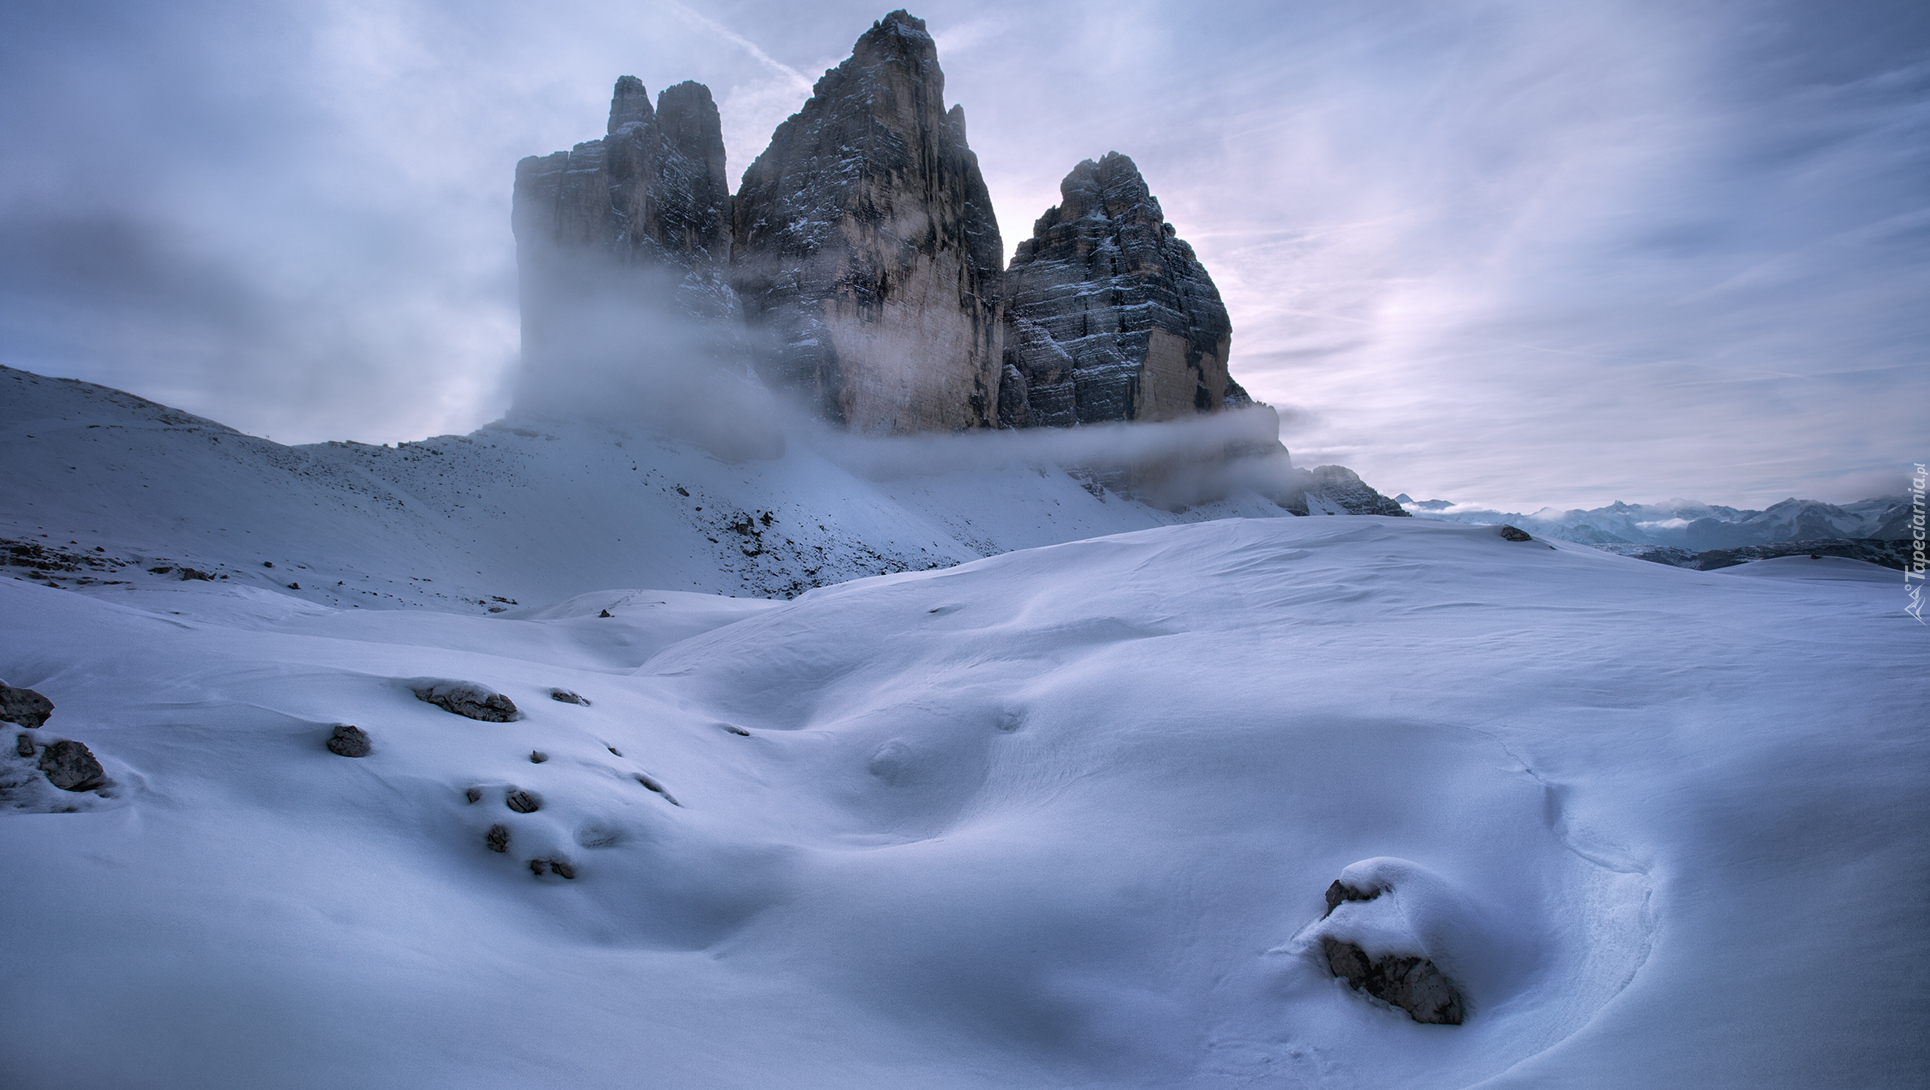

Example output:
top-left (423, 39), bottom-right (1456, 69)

top-left (0, 683), bottom-right (53, 729)
top-left (38, 739), bottom-right (105, 792)
top-left (412, 681), bottom-right (520, 722)
top-left (326, 724), bottom-right (371, 757)
top-left (1322, 937), bottom-right (1465, 1025)
top-left (1277, 465), bottom-right (1410, 517)
top-left (731, 10), bottom-right (1004, 433)
top-left (999, 153), bottom-right (1243, 428)
top-left (513, 77), bottom-right (737, 361)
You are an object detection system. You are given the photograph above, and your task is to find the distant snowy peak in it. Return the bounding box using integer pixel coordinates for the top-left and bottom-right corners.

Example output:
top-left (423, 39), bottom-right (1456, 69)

top-left (1401, 493), bottom-right (1911, 548)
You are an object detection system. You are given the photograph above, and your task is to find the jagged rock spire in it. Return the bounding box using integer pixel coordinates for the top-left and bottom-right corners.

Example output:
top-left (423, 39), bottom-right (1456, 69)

top-left (999, 152), bottom-right (1244, 428)
top-left (731, 9), bottom-right (1004, 433)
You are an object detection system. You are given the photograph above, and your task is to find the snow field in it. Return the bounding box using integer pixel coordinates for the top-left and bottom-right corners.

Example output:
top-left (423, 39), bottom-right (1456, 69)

top-left (2, 514), bottom-right (1921, 1087)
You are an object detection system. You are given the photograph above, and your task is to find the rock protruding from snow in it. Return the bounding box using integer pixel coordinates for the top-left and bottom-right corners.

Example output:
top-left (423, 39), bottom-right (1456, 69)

top-left (412, 681), bottom-right (520, 723)
top-left (486, 824), bottom-right (510, 853)
top-left (326, 725), bottom-right (371, 757)
top-left (505, 788), bottom-right (541, 814)
top-left (731, 10), bottom-right (1004, 433)
top-left (0, 683), bottom-right (53, 729)
top-left (1322, 937), bottom-right (1466, 1025)
top-left (1498, 525), bottom-right (1533, 542)
top-left (999, 153), bottom-right (1241, 428)
top-left (1277, 465), bottom-right (1410, 517)
top-left (15, 732), bottom-right (36, 758)
top-left (38, 739), bottom-right (104, 792)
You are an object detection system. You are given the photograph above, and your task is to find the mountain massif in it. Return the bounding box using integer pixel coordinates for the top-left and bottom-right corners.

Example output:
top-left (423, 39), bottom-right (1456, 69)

top-left (511, 11), bottom-right (1276, 454)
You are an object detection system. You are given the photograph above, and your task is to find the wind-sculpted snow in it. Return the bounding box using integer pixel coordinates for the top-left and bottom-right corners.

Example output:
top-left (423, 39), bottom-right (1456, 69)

top-left (1, 514), bottom-right (1920, 1088)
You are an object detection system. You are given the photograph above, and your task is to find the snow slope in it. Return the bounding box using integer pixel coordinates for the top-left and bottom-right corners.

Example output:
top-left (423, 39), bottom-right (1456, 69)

top-left (0, 364), bottom-right (1293, 607)
top-left (2, 514), bottom-right (1922, 1088)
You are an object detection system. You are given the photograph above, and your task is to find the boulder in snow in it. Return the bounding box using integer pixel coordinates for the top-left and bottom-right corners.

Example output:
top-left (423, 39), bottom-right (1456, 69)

top-left (486, 824), bottom-right (510, 853)
top-left (412, 680), bottom-right (520, 722)
top-left (1322, 937), bottom-right (1464, 1025)
top-left (549, 689), bottom-right (590, 706)
top-left (38, 739), bottom-right (105, 792)
top-left (0, 683), bottom-right (54, 729)
top-left (1498, 525), bottom-right (1533, 542)
top-left (326, 725), bottom-right (371, 757)
top-left (505, 788), bottom-right (541, 814)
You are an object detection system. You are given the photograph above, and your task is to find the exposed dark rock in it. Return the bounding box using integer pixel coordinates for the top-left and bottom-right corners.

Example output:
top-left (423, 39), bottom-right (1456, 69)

top-left (486, 824), bottom-right (510, 853)
top-left (38, 739), bottom-right (105, 792)
top-left (466, 786), bottom-right (483, 804)
top-left (731, 10), bottom-right (1004, 433)
top-left (999, 153), bottom-right (1234, 428)
top-left (412, 681), bottom-right (520, 722)
top-left (550, 689), bottom-right (590, 705)
top-left (529, 858), bottom-right (548, 876)
top-left (529, 750), bottom-right (548, 764)
top-left (0, 684), bottom-right (54, 729)
top-left (1276, 465), bottom-right (1411, 517)
top-left (1498, 525), bottom-right (1533, 542)
top-left (635, 773), bottom-right (680, 805)
top-left (1322, 937), bottom-right (1465, 1025)
top-left (1322, 879), bottom-right (1382, 918)
top-left (598, 609), bottom-right (613, 618)
top-left (505, 788), bottom-right (541, 814)
top-left (16, 732), bottom-right (36, 758)
top-left (325, 724), bottom-right (371, 757)
top-left (548, 859), bottom-right (576, 880)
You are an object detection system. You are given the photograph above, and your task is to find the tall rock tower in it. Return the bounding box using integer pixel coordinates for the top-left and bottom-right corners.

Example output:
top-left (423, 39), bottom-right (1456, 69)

top-left (998, 153), bottom-right (1245, 428)
top-left (512, 78), bottom-right (736, 362)
top-left (731, 10), bottom-right (1004, 433)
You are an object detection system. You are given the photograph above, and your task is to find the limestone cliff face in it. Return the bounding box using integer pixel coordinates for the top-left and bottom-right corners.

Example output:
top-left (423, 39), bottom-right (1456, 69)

top-left (731, 10), bottom-right (1004, 433)
top-left (998, 153), bottom-right (1245, 429)
top-left (513, 78), bottom-right (735, 358)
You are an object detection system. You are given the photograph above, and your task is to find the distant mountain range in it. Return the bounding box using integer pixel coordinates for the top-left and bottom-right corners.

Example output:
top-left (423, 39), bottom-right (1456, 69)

top-left (1393, 494), bottom-right (1914, 549)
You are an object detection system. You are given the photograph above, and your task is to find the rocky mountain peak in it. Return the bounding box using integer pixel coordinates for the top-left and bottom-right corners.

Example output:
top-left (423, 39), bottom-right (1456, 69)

top-left (607, 75), bottom-right (653, 134)
top-left (730, 9), bottom-right (1003, 433)
top-left (999, 152), bottom-right (1242, 428)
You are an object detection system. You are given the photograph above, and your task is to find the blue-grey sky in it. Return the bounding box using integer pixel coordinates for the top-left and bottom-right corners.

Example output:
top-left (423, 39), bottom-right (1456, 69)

top-left (1, 0), bottom-right (1924, 509)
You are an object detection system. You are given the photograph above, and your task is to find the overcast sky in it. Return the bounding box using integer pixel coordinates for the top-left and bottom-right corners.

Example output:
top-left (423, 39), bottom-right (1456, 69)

top-left (1, 0), bottom-right (1924, 509)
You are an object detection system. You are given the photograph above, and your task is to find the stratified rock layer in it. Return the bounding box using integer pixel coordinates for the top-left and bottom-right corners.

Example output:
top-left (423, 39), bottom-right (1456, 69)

top-left (731, 10), bottom-right (1004, 433)
top-left (513, 78), bottom-right (737, 354)
top-left (999, 153), bottom-right (1243, 428)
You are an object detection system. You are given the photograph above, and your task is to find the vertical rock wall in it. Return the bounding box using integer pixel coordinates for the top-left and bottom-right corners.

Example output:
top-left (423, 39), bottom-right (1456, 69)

top-left (730, 10), bottom-right (1004, 433)
top-left (512, 77), bottom-right (737, 360)
top-left (998, 153), bottom-right (1245, 429)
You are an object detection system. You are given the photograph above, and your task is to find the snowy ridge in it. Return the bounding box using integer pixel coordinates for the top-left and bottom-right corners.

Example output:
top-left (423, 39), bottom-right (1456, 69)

top-left (0, 364), bottom-right (1294, 607)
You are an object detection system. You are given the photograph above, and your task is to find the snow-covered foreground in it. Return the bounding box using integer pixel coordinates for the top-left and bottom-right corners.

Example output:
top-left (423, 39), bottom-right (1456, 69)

top-left (2, 516), bottom-right (1921, 1088)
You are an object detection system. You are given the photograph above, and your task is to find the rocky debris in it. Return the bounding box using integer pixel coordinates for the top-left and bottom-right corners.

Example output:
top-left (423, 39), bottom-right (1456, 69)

top-left (412, 681), bottom-right (520, 722)
top-left (1276, 465), bottom-right (1411, 517)
top-left (549, 689), bottom-right (590, 705)
top-left (635, 773), bottom-right (680, 805)
top-left (505, 788), bottom-right (541, 814)
top-left (466, 786), bottom-right (483, 804)
top-left (1623, 537), bottom-right (1915, 572)
top-left (1498, 525), bottom-right (1533, 542)
top-left (0, 683), bottom-right (54, 729)
top-left (731, 10), bottom-right (1004, 433)
top-left (486, 824), bottom-right (510, 853)
top-left (325, 725), bottom-right (371, 757)
top-left (529, 750), bottom-right (548, 764)
top-left (4, 538), bottom-right (127, 582)
top-left (597, 609), bottom-right (613, 618)
top-left (999, 153), bottom-right (1238, 428)
top-left (1323, 879), bottom-right (1382, 918)
top-left (16, 733), bottom-right (36, 758)
top-left (1322, 937), bottom-right (1465, 1025)
top-left (529, 858), bottom-right (548, 876)
top-left (548, 859), bottom-right (577, 880)
top-left (38, 739), bottom-right (105, 792)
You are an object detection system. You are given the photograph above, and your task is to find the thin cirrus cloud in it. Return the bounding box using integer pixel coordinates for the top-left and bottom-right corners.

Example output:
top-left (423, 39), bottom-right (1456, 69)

top-left (0, 0), bottom-right (1922, 508)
